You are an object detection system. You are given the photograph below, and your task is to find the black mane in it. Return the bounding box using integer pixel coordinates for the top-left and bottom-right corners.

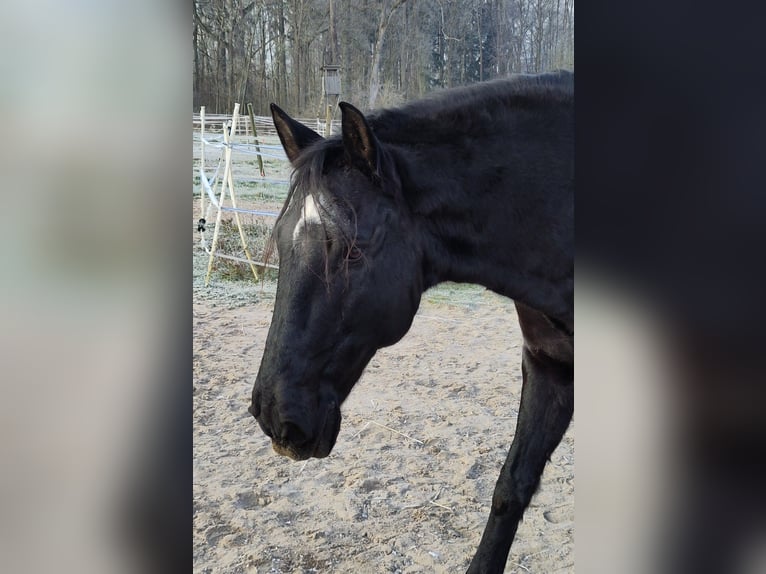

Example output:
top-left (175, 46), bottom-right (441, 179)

top-left (369, 70), bottom-right (572, 142)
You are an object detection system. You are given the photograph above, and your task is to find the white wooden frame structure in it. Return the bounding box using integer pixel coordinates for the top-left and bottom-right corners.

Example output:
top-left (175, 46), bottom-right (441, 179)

top-left (198, 104), bottom-right (278, 286)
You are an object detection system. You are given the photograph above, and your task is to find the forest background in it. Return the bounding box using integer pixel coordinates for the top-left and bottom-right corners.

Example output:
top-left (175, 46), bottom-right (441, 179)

top-left (193, 0), bottom-right (574, 115)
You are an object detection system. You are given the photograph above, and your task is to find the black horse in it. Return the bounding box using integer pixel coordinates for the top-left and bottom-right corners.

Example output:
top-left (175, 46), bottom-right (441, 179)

top-left (250, 71), bottom-right (573, 573)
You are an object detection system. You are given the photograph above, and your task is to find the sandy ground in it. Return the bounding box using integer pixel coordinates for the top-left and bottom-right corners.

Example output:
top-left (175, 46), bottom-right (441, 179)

top-left (193, 275), bottom-right (574, 573)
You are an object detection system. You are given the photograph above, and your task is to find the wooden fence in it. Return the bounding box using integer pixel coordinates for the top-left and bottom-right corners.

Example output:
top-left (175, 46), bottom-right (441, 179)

top-left (192, 113), bottom-right (340, 137)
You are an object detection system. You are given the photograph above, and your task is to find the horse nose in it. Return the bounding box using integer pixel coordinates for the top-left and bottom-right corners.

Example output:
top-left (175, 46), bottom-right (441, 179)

top-left (280, 420), bottom-right (311, 448)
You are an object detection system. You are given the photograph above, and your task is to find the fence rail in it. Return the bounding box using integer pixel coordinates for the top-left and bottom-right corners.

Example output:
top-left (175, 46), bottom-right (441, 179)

top-left (192, 113), bottom-right (340, 138)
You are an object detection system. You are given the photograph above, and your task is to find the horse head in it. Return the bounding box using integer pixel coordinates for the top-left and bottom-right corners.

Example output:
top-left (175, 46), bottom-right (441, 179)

top-left (249, 103), bottom-right (424, 460)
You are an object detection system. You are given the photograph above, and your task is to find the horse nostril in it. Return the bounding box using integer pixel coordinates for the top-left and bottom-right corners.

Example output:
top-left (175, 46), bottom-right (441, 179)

top-left (281, 421), bottom-right (309, 447)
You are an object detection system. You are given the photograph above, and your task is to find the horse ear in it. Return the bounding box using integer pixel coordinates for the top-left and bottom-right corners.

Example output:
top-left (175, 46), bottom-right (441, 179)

top-left (270, 103), bottom-right (322, 164)
top-left (339, 102), bottom-right (379, 177)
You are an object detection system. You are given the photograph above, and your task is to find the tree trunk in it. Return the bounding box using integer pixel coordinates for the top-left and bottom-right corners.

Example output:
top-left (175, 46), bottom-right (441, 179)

top-left (481, 2), bottom-right (485, 81)
top-left (193, 15), bottom-right (200, 106)
top-left (259, 5), bottom-right (266, 112)
top-left (277, 1), bottom-right (288, 107)
top-left (368, 0), bottom-right (408, 109)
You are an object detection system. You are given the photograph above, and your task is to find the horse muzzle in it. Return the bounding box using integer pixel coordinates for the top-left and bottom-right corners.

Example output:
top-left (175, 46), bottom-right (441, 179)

top-left (249, 386), bottom-right (342, 461)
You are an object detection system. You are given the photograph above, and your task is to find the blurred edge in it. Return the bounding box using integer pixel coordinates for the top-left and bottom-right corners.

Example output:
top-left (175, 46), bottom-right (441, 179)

top-left (0, 1), bottom-right (189, 573)
top-left (578, 1), bottom-right (766, 572)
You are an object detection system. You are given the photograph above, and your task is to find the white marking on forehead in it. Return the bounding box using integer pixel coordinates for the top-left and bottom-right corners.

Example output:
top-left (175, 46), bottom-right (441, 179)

top-left (292, 194), bottom-right (322, 241)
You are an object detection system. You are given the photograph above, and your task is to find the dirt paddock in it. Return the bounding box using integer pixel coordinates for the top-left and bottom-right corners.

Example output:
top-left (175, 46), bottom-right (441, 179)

top-left (193, 267), bottom-right (574, 573)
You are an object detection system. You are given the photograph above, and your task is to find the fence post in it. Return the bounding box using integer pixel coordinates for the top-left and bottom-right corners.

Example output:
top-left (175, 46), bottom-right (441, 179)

top-left (205, 104), bottom-right (239, 286)
top-left (199, 106), bottom-right (206, 241)
top-left (223, 118), bottom-right (261, 282)
top-left (247, 103), bottom-right (266, 177)
top-left (204, 103), bottom-right (261, 285)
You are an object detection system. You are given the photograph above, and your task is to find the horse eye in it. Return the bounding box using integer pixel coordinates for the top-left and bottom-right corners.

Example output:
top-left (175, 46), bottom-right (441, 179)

top-left (347, 245), bottom-right (363, 262)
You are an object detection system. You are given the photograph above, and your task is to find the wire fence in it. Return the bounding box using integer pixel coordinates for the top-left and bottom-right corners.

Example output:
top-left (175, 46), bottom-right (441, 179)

top-left (195, 104), bottom-right (302, 284)
top-left (193, 113), bottom-right (340, 138)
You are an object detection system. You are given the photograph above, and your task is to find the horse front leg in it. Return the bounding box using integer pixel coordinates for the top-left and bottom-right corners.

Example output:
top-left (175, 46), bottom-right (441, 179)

top-left (466, 344), bottom-right (573, 573)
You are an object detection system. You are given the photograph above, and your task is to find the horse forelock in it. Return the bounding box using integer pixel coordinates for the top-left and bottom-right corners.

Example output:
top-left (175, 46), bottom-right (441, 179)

top-left (265, 139), bottom-right (368, 282)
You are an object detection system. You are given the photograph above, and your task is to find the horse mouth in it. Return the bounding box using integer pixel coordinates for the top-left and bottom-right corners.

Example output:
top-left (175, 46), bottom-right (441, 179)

top-left (270, 399), bottom-right (341, 461)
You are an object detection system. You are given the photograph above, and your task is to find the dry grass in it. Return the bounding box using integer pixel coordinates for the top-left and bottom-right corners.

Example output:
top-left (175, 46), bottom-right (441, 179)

top-left (210, 217), bottom-right (278, 281)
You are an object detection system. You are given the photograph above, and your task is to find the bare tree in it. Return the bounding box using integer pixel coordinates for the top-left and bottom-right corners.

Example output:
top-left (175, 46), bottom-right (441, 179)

top-left (368, 0), bottom-right (409, 108)
top-left (192, 0), bottom-right (574, 114)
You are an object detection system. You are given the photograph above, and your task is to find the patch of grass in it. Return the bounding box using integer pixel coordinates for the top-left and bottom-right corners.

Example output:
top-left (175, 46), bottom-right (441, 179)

top-left (207, 218), bottom-right (279, 282)
top-left (193, 250), bottom-right (278, 309)
top-left (423, 282), bottom-right (488, 308)
top-left (236, 182), bottom-right (289, 202)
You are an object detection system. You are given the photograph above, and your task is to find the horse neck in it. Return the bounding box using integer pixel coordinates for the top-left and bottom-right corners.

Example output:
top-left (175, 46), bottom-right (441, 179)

top-left (391, 124), bottom-right (573, 324)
